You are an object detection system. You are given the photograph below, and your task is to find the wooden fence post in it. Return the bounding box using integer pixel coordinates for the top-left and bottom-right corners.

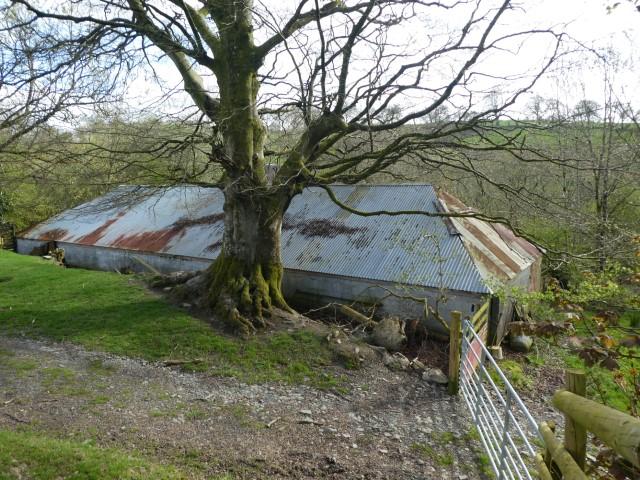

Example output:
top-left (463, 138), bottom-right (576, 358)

top-left (448, 311), bottom-right (462, 395)
top-left (487, 295), bottom-right (501, 346)
top-left (564, 369), bottom-right (587, 470)
top-left (553, 390), bottom-right (640, 469)
top-left (539, 421), bottom-right (589, 480)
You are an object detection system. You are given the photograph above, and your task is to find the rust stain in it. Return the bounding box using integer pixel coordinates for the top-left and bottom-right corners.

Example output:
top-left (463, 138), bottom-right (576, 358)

top-left (465, 242), bottom-right (510, 281)
top-left (459, 219), bottom-right (522, 274)
top-left (438, 190), bottom-right (468, 211)
top-left (492, 223), bottom-right (541, 259)
top-left (111, 229), bottom-right (183, 252)
top-left (75, 212), bottom-right (125, 245)
top-left (37, 228), bottom-right (69, 241)
top-left (77, 212), bottom-right (224, 252)
top-left (439, 188), bottom-right (541, 264)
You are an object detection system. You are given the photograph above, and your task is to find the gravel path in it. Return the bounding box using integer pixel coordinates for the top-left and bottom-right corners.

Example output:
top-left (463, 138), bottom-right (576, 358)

top-left (0, 336), bottom-right (492, 479)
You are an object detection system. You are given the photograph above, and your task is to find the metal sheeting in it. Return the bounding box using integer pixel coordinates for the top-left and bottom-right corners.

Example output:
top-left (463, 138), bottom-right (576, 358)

top-left (19, 184), bottom-right (539, 294)
top-left (20, 186), bottom-right (227, 260)
top-left (437, 190), bottom-right (542, 283)
top-left (282, 185), bottom-right (488, 293)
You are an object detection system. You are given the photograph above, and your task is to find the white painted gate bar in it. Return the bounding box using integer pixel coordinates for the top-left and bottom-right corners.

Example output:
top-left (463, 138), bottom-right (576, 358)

top-left (459, 319), bottom-right (543, 480)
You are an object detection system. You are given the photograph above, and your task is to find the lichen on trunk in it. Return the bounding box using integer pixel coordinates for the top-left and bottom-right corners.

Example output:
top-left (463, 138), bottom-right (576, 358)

top-left (206, 186), bottom-right (292, 334)
top-left (200, 0), bottom-right (343, 333)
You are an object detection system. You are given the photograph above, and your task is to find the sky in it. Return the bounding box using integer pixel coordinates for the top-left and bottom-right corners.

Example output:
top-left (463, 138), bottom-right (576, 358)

top-left (525, 0), bottom-right (639, 105)
top-left (90, 0), bottom-right (640, 122)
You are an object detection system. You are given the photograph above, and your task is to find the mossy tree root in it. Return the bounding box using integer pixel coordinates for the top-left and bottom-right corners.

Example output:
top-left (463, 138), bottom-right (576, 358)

top-left (207, 253), bottom-right (291, 335)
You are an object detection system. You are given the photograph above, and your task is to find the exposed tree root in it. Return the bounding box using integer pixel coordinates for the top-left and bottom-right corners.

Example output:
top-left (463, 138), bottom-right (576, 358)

top-left (207, 253), bottom-right (292, 335)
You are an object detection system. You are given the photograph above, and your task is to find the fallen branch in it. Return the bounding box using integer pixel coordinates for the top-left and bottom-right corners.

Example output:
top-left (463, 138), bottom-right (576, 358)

top-left (191, 393), bottom-right (215, 402)
top-left (335, 304), bottom-right (377, 328)
top-left (373, 286), bottom-right (450, 332)
top-left (266, 417), bottom-right (281, 428)
top-left (2, 412), bottom-right (28, 424)
top-left (162, 359), bottom-right (204, 367)
top-left (131, 256), bottom-right (162, 275)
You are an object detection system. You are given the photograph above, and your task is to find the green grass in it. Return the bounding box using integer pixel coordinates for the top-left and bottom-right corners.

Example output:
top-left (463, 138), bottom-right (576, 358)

top-left (476, 452), bottom-right (494, 478)
top-left (410, 442), bottom-right (455, 466)
top-left (40, 367), bottom-right (89, 397)
top-left (87, 359), bottom-right (117, 376)
top-left (437, 453), bottom-right (454, 466)
top-left (3, 358), bottom-right (37, 376)
top-left (488, 360), bottom-right (533, 390)
top-left (437, 431), bottom-right (455, 444)
top-left (561, 311), bottom-right (640, 412)
top-left (410, 442), bottom-right (436, 458)
top-left (0, 251), bottom-right (342, 389)
top-left (0, 428), bottom-right (188, 479)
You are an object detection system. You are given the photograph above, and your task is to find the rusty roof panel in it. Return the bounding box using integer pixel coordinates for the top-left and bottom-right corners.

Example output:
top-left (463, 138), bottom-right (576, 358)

top-left (20, 185), bottom-right (541, 294)
top-left (281, 185), bottom-right (488, 293)
top-left (437, 189), bottom-right (542, 283)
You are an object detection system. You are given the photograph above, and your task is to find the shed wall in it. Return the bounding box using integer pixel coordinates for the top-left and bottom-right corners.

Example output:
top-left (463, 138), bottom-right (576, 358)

top-left (282, 269), bottom-right (485, 334)
top-left (16, 237), bottom-right (485, 333)
top-left (17, 239), bottom-right (210, 273)
top-left (491, 263), bottom-right (539, 343)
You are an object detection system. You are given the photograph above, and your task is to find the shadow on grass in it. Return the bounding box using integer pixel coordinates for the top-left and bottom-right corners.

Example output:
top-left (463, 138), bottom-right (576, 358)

top-left (0, 251), bottom-right (343, 388)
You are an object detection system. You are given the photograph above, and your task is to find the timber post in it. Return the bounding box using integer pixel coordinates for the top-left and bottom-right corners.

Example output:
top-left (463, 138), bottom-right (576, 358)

top-left (447, 310), bottom-right (462, 395)
top-left (487, 295), bottom-right (501, 346)
top-left (563, 369), bottom-right (587, 469)
top-left (539, 421), bottom-right (589, 480)
top-left (553, 390), bottom-right (640, 469)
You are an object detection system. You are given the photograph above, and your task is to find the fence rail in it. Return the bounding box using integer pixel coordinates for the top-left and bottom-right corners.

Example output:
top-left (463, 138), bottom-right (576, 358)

top-left (459, 318), bottom-right (542, 480)
top-left (553, 389), bottom-right (640, 470)
top-left (449, 308), bottom-right (640, 479)
top-left (471, 301), bottom-right (490, 332)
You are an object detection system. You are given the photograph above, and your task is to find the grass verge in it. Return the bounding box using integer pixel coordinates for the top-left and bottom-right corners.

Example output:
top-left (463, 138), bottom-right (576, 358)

top-left (0, 251), bottom-right (343, 389)
top-left (559, 311), bottom-right (640, 413)
top-left (0, 428), bottom-right (188, 480)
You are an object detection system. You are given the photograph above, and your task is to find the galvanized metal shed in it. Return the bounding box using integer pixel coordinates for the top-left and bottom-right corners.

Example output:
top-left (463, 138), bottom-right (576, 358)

top-left (15, 184), bottom-right (542, 340)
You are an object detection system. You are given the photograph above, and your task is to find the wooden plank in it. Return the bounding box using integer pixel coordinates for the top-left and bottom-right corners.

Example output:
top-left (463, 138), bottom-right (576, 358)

top-left (539, 422), bottom-right (589, 480)
top-left (473, 314), bottom-right (488, 333)
top-left (487, 296), bottom-right (501, 346)
top-left (564, 369), bottom-right (587, 470)
top-left (535, 453), bottom-right (554, 480)
top-left (471, 301), bottom-right (489, 325)
top-left (553, 390), bottom-right (640, 468)
top-left (447, 311), bottom-right (462, 396)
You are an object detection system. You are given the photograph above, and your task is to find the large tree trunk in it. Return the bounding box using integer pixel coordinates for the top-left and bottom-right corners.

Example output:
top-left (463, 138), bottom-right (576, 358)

top-left (203, 0), bottom-right (338, 332)
top-left (206, 184), bottom-right (292, 334)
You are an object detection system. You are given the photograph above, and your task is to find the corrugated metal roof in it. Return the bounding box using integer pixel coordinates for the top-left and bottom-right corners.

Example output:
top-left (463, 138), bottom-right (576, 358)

top-left (19, 184), bottom-right (540, 294)
top-left (436, 190), bottom-right (542, 283)
top-left (282, 185), bottom-right (488, 293)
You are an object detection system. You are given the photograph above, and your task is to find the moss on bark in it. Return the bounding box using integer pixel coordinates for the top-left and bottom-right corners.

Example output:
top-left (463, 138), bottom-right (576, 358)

top-left (207, 253), bottom-right (291, 335)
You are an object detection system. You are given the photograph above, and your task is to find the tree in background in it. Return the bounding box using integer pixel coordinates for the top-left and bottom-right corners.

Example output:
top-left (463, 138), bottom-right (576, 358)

top-left (0, 5), bottom-right (121, 227)
top-left (539, 49), bottom-right (640, 274)
top-left (5, 0), bottom-right (561, 333)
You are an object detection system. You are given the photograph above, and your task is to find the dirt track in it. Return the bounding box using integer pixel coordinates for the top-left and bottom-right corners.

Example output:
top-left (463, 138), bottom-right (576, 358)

top-left (0, 336), bottom-right (492, 479)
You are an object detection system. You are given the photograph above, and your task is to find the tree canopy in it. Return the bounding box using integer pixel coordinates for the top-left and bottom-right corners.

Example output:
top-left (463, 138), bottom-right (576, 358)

top-left (1, 0), bottom-right (565, 332)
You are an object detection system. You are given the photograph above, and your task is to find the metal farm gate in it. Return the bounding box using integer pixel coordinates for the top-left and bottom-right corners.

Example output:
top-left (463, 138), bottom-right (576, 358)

top-left (459, 317), bottom-right (543, 480)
